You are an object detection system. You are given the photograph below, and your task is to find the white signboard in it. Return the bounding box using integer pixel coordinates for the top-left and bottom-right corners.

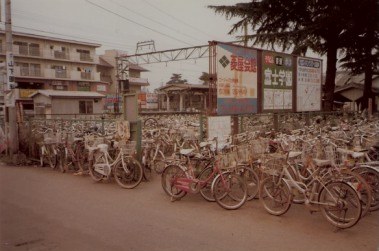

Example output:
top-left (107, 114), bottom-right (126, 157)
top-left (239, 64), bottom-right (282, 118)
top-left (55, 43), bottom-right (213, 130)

top-left (296, 57), bottom-right (322, 111)
top-left (207, 116), bottom-right (231, 144)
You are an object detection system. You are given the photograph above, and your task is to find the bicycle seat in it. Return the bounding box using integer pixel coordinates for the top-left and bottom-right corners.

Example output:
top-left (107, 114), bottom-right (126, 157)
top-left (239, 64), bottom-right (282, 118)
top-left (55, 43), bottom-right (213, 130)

top-left (179, 148), bottom-right (195, 156)
top-left (351, 152), bottom-right (365, 159)
top-left (288, 151), bottom-right (302, 158)
top-left (199, 141), bottom-right (210, 148)
top-left (313, 159), bottom-right (331, 167)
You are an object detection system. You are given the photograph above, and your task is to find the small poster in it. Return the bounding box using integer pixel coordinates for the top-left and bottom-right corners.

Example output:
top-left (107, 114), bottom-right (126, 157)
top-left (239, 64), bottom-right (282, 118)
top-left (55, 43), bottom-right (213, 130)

top-left (262, 51), bottom-right (294, 111)
top-left (296, 57), bottom-right (322, 111)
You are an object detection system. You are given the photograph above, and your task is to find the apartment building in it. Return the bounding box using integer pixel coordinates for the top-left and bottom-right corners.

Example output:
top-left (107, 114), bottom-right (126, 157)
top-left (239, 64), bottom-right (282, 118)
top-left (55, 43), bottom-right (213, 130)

top-left (0, 31), bottom-right (109, 115)
top-left (98, 50), bottom-right (150, 112)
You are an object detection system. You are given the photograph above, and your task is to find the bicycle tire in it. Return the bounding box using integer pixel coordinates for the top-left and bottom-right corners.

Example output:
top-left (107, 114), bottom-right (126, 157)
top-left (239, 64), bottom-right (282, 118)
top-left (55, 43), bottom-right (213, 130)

top-left (142, 163), bottom-right (153, 181)
top-left (161, 164), bottom-right (187, 199)
top-left (153, 159), bottom-right (166, 174)
top-left (259, 176), bottom-right (292, 216)
top-left (144, 118), bottom-right (158, 129)
top-left (212, 172), bottom-right (247, 210)
top-left (46, 145), bottom-right (57, 169)
top-left (319, 181), bottom-right (362, 229)
top-left (237, 166), bottom-right (259, 201)
top-left (88, 153), bottom-right (105, 182)
top-left (113, 156), bottom-right (143, 189)
top-left (333, 168), bottom-right (372, 217)
top-left (354, 166), bottom-right (379, 211)
top-left (198, 166), bottom-right (216, 202)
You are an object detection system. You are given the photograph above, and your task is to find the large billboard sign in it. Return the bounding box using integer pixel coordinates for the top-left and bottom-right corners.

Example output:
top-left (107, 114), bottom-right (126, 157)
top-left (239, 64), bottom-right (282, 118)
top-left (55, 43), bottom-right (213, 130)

top-left (262, 51), bottom-right (294, 111)
top-left (296, 57), bottom-right (322, 111)
top-left (216, 43), bottom-right (258, 115)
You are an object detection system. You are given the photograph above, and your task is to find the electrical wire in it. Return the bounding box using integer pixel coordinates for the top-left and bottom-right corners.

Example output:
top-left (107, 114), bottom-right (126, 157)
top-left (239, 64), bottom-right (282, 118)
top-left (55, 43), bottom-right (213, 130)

top-left (141, 0), bottom-right (217, 39)
top-left (85, 0), bottom-right (194, 47)
top-left (109, 0), bottom-right (204, 44)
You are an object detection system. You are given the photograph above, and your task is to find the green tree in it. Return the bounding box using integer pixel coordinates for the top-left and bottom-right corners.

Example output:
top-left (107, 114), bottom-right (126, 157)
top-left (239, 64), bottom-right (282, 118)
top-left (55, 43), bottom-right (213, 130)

top-left (209, 0), bottom-right (370, 111)
top-left (199, 72), bottom-right (210, 85)
top-left (166, 73), bottom-right (188, 85)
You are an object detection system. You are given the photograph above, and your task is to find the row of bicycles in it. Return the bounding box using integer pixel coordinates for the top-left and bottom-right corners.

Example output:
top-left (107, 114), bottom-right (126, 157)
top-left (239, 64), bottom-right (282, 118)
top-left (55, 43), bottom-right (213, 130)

top-left (141, 116), bottom-right (378, 230)
top-left (35, 120), bottom-right (145, 189)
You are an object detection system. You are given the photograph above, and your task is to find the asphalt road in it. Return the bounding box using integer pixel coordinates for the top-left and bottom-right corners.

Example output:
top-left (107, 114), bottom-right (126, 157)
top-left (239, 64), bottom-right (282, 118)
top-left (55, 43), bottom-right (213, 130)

top-left (0, 163), bottom-right (378, 251)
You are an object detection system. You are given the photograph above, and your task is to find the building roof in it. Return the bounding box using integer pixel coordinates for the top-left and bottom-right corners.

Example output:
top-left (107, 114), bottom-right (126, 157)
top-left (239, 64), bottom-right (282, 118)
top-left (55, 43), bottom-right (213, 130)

top-left (129, 64), bottom-right (149, 72)
top-left (98, 58), bottom-right (114, 68)
top-left (0, 30), bottom-right (101, 48)
top-left (335, 82), bottom-right (379, 94)
top-left (129, 77), bottom-right (150, 87)
top-left (29, 90), bottom-right (106, 99)
top-left (156, 83), bottom-right (209, 92)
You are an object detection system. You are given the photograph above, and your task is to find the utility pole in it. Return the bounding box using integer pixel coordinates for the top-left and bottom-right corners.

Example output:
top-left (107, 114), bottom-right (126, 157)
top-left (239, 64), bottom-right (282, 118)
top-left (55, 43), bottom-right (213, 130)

top-left (5, 0), bottom-right (19, 155)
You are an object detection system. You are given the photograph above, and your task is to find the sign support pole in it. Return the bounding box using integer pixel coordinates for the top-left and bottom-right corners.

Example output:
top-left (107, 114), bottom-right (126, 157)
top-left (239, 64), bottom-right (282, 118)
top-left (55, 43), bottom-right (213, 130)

top-left (5, 0), bottom-right (18, 155)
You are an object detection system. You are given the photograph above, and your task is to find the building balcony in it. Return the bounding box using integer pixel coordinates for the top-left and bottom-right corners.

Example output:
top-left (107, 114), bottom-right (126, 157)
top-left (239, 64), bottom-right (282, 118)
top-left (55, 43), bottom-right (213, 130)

top-left (71, 71), bottom-right (100, 81)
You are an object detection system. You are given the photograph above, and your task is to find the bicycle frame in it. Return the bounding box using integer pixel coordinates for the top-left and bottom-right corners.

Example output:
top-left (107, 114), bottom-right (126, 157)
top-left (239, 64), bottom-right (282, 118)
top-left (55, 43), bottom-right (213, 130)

top-left (275, 162), bottom-right (342, 209)
top-left (92, 146), bottom-right (129, 177)
top-left (172, 155), bottom-right (225, 194)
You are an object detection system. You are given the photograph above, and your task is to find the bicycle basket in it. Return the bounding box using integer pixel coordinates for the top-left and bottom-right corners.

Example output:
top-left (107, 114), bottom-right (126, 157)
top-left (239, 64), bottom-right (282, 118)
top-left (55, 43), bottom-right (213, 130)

top-left (250, 138), bottom-right (269, 159)
top-left (218, 151), bottom-right (238, 170)
top-left (261, 154), bottom-right (285, 176)
top-left (237, 144), bottom-right (251, 163)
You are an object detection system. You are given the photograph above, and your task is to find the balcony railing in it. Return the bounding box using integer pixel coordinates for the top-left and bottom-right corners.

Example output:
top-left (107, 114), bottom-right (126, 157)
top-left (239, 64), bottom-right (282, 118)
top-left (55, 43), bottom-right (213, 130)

top-left (54, 51), bottom-right (69, 60)
top-left (79, 53), bottom-right (93, 62)
top-left (80, 72), bottom-right (91, 80)
top-left (29, 47), bottom-right (41, 57)
top-left (55, 70), bottom-right (68, 78)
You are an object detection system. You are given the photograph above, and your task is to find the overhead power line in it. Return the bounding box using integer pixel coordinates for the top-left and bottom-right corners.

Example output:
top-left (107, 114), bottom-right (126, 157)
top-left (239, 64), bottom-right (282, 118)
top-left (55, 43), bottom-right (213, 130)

top-left (141, 0), bottom-right (216, 39)
top-left (109, 0), bottom-right (204, 44)
top-left (85, 0), bottom-right (194, 47)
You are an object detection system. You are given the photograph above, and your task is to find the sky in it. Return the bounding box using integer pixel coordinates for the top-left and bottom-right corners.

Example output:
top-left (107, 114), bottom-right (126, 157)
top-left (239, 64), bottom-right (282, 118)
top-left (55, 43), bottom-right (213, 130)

top-left (2, 0), bottom-right (322, 91)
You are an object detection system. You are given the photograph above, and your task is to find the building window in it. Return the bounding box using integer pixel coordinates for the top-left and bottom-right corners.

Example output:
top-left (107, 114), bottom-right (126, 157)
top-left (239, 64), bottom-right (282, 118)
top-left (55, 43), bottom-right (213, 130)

top-left (79, 100), bottom-right (93, 114)
top-left (14, 41), bottom-right (28, 55)
top-left (30, 63), bottom-right (41, 77)
top-left (29, 43), bottom-right (40, 56)
top-left (16, 62), bottom-right (29, 76)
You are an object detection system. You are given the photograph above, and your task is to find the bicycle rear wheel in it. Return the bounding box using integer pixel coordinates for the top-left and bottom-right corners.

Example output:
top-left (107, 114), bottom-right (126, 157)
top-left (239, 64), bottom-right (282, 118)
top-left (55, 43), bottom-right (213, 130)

top-left (161, 164), bottom-right (187, 199)
top-left (319, 181), bottom-right (362, 229)
top-left (259, 176), bottom-right (292, 216)
top-left (212, 172), bottom-right (247, 210)
top-left (333, 168), bottom-right (371, 217)
top-left (114, 156), bottom-right (143, 189)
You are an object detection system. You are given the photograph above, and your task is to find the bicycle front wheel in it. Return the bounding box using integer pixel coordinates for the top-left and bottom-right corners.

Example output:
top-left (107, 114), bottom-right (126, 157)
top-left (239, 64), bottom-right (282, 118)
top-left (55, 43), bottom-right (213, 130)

top-left (259, 176), bottom-right (292, 216)
top-left (238, 166), bottom-right (259, 201)
top-left (212, 172), bottom-right (247, 210)
top-left (114, 157), bottom-right (143, 189)
top-left (319, 181), bottom-right (362, 229)
top-left (198, 166), bottom-right (216, 202)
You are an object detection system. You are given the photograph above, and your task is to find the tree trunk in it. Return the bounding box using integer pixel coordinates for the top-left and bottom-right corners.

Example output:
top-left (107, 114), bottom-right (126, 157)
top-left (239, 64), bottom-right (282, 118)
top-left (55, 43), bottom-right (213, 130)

top-left (362, 44), bottom-right (373, 111)
top-left (324, 42), bottom-right (338, 111)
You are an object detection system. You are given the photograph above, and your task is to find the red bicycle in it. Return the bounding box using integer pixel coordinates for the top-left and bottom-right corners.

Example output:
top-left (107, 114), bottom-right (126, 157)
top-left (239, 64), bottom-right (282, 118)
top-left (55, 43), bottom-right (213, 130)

top-left (161, 144), bottom-right (247, 210)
